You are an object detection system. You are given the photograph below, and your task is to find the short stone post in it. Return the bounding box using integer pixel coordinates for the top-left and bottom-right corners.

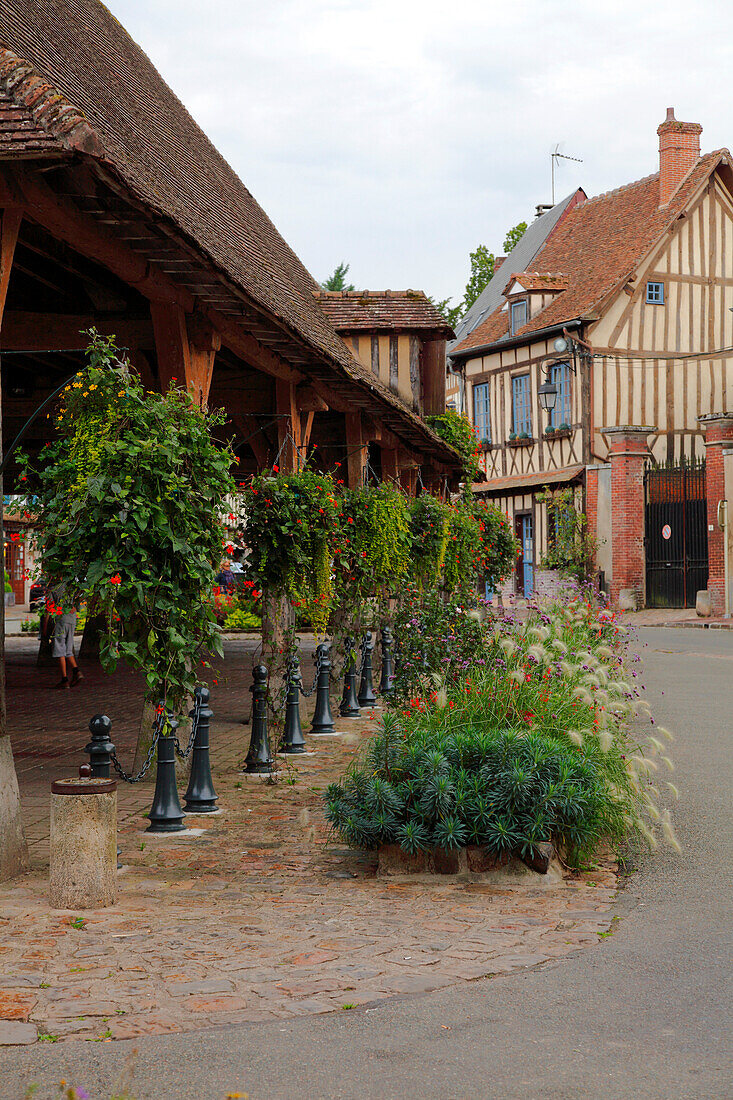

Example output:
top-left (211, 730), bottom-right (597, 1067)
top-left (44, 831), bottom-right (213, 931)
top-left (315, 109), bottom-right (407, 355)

top-left (357, 631), bottom-right (377, 707)
top-left (146, 715), bottom-right (186, 833)
top-left (183, 687), bottom-right (218, 813)
top-left (339, 637), bottom-right (361, 718)
top-left (700, 414), bottom-right (733, 617)
top-left (281, 654), bottom-right (306, 754)
top-left (50, 776), bottom-right (117, 908)
top-left (85, 715), bottom-right (115, 777)
top-left (311, 643), bottom-right (335, 733)
top-left (245, 664), bottom-right (274, 773)
top-left (379, 626), bottom-right (395, 697)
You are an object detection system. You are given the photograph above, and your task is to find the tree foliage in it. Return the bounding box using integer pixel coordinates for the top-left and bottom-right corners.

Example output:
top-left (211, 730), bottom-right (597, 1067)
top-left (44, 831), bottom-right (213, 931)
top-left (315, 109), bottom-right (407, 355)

top-left (322, 262), bottom-right (355, 292)
top-left (24, 332), bottom-right (236, 710)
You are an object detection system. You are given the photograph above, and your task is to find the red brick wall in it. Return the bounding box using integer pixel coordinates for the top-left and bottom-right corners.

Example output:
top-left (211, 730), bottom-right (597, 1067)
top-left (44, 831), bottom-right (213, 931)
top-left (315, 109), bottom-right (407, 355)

top-left (702, 416), bottom-right (733, 616)
top-left (608, 429), bottom-right (651, 606)
top-left (586, 467), bottom-right (598, 540)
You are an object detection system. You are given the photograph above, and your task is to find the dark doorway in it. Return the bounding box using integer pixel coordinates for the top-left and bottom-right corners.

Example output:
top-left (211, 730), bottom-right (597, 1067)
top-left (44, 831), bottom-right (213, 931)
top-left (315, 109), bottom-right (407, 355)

top-left (514, 511), bottom-right (534, 597)
top-left (645, 461), bottom-right (707, 608)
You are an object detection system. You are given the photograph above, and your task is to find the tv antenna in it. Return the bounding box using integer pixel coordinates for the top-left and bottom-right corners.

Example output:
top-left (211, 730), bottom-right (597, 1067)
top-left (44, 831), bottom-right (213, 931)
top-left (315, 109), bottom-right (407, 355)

top-left (551, 144), bottom-right (583, 204)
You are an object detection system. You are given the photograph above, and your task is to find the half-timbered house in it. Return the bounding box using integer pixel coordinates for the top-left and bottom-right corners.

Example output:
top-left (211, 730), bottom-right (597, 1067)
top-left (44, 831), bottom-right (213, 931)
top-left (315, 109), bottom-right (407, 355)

top-left (450, 110), bottom-right (733, 613)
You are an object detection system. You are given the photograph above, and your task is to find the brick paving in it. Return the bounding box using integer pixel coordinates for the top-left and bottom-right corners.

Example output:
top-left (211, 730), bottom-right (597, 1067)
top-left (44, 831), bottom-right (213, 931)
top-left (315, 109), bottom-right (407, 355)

top-left (1, 635), bottom-right (618, 1045)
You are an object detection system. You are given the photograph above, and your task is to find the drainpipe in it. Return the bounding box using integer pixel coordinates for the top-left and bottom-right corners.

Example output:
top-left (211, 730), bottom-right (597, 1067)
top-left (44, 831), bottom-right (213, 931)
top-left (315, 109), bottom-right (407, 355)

top-left (718, 498), bottom-right (730, 618)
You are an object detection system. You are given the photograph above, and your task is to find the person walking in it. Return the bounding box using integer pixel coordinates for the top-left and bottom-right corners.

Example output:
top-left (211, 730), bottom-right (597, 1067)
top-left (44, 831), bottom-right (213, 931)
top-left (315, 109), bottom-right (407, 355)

top-left (45, 585), bottom-right (83, 690)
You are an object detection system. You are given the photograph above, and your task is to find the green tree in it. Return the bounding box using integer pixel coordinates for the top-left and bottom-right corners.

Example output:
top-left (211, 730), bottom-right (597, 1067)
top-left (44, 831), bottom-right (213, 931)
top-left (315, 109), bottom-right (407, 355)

top-left (503, 221), bottom-right (528, 254)
top-left (322, 262), bottom-right (355, 292)
top-left (428, 295), bottom-right (461, 329)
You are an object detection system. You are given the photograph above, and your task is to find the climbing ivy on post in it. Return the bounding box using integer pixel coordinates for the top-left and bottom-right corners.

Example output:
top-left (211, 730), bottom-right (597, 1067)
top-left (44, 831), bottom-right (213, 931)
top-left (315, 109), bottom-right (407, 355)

top-left (22, 331), bottom-right (236, 713)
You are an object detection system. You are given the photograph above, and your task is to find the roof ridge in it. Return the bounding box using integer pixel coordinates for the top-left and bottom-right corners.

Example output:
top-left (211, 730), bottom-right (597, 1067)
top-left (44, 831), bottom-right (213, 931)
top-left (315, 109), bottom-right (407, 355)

top-left (583, 169), bottom-right (660, 206)
top-left (313, 289), bottom-right (428, 299)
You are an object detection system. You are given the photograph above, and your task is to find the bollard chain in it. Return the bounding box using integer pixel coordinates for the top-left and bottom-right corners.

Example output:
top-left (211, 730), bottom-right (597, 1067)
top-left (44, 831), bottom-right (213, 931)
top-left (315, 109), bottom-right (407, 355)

top-left (174, 692), bottom-right (203, 761)
top-left (299, 646), bottom-right (324, 698)
top-left (110, 714), bottom-right (163, 784)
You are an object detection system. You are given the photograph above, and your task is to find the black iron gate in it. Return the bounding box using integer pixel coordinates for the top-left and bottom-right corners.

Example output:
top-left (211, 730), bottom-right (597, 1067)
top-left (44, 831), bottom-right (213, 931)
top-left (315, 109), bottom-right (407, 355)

top-left (645, 460), bottom-right (707, 608)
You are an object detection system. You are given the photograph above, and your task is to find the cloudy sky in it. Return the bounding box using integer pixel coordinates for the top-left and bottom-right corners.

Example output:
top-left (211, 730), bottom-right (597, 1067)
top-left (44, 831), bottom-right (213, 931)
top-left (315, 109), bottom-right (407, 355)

top-left (109, 0), bottom-right (733, 309)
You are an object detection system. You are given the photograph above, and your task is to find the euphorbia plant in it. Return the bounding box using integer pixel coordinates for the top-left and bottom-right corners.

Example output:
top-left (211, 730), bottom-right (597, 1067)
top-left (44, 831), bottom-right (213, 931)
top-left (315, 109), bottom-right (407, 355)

top-left (23, 331), bottom-right (236, 712)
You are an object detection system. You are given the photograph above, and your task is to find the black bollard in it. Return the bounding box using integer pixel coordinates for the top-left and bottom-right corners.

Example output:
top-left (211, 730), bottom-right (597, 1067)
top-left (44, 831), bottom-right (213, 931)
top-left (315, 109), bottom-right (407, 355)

top-left (339, 636), bottom-right (361, 718)
top-left (183, 687), bottom-right (218, 813)
top-left (85, 714), bottom-right (115, 777)
top-left (245, 664), bottom-right (274, 773)
top-left (281, 654), bottom-right (306, 754)
top-left (380, 626), bottom-right (395, 697)
top-left (146, 713), bottom-right (186, 833)
top-left (311, 643), bottom-right (335, 733)
top-left (357, 631), bottom-right (377, 707)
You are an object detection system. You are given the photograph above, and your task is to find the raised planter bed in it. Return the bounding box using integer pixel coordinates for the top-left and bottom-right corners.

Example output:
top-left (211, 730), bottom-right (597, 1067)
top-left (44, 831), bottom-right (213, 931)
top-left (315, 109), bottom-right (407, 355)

top-left (378, 842), bottom-right (558, 882)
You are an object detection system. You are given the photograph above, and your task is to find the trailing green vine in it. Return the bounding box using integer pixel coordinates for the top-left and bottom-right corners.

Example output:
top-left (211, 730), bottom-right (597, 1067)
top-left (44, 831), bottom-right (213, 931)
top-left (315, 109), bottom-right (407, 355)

top-left (426, 410), bottom-right (481, 490)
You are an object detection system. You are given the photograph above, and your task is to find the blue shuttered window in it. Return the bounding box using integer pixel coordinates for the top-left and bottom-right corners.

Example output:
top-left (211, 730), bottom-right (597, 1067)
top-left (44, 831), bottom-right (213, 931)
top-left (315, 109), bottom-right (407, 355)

top-left (473, 382), bottom-right (491, 442)
top-left (548, 362), bottom-right (571, 427)
top-left (511, 374), bottom-right (532, 435)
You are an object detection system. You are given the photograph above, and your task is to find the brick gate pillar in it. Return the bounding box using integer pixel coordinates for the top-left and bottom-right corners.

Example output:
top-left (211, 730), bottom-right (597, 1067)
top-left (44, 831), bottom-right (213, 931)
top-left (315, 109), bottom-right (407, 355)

top-left (605, 426), bottom-right (655, 609)
top-left (699, 414), bottom-right (733, 617)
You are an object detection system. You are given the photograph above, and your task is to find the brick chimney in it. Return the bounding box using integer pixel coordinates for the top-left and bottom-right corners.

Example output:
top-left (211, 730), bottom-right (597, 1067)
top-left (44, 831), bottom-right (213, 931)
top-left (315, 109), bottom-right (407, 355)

top-left (657, 107), bottom-right (702, 206)
top-left (494, 256), bottom-right (506, 273)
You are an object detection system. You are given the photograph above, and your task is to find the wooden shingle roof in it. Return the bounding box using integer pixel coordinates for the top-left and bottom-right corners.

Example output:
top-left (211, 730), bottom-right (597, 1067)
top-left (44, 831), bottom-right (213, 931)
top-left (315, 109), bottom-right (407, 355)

top-left (452, 152), bottom-right (731, 356)
top-left (0, 0), bottom-right (462, 467)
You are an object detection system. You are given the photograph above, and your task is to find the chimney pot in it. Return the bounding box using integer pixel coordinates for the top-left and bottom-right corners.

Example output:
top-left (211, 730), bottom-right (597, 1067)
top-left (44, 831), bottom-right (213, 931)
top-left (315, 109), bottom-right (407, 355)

top-left (657, 107), bottom-right (702, 206)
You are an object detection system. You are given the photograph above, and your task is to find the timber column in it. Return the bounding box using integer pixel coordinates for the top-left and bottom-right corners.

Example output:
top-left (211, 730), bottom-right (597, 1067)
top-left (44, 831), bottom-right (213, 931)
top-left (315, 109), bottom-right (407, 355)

top-left (700, 415), bottom-right (733, 618)
top-left (605, 426), bottom-right (655, 609)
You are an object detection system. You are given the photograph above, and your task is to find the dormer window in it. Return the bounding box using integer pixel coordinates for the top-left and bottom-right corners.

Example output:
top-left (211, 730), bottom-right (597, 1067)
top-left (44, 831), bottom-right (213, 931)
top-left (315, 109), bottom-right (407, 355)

top-left (510, 299), bottom-right (528, 335)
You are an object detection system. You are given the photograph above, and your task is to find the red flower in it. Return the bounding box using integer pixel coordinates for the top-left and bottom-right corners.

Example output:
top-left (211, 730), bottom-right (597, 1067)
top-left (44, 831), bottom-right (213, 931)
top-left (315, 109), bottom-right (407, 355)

top-left (109, 574), bottom-right (122, 585)
top-left (273, 464), bottom-right (279, 473)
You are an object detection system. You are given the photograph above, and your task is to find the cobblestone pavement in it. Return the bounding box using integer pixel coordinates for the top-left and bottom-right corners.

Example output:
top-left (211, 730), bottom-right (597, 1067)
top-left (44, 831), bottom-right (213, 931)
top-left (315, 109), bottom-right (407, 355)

top-left (1, 636), bottom-right (618, 1045)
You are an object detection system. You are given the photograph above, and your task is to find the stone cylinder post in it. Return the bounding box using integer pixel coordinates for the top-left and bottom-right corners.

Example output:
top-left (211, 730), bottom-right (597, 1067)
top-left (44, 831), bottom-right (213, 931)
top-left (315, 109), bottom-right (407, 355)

top-left (700, 415), bottom-right (733, 617)
top-left (605, 426), bottom-right (655, 609)
top-left (50, 778), bottom-right (117, 909)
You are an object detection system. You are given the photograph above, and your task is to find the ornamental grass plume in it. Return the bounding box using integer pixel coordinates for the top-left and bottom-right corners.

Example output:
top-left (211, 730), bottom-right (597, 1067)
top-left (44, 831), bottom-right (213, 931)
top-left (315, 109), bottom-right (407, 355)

top-left (509, 668), bottom-right (526, 685)
top-left (661, 809), bottom-right (682, 853)
top-left (527, 643), bottom-right (549, 664)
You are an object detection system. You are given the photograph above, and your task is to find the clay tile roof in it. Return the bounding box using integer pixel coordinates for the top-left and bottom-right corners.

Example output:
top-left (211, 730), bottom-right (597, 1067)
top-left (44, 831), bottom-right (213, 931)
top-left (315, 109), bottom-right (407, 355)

top-left (314, 290), bottom-right (454, 337)
top-left (452, 151), bottom-right (730, 356)
top-left (0, 0), bottom-right (462, 466)
top-left (509, 271), bottom-right (569, 292)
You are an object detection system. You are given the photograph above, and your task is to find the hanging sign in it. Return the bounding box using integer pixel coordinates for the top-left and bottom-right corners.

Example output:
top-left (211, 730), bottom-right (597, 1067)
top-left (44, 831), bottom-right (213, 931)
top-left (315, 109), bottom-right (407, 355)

top-left (662, 524), bottom-right (672, 540)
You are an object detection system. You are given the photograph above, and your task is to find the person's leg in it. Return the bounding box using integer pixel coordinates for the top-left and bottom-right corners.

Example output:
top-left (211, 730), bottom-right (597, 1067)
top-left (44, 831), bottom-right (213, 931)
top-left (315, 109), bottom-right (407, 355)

top-left (58, 657), bottom-right (67, 678)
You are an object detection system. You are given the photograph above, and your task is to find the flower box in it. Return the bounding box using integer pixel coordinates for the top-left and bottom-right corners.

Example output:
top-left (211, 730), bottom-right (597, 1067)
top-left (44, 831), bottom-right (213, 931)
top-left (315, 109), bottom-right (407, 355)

top-left (544, 428), bottom-right (573, 441)
top-left (507, 436), bottom-right (534, 448)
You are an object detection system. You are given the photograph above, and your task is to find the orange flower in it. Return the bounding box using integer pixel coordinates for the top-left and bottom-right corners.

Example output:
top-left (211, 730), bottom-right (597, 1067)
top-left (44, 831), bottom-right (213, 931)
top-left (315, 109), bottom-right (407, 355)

top-left (109, 573), bottom-right (122, 585)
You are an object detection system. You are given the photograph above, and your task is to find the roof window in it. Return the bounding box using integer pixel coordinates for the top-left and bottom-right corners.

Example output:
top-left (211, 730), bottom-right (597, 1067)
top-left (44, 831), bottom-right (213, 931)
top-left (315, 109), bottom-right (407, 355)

top-left (510, 299), bottom-right (528, 336)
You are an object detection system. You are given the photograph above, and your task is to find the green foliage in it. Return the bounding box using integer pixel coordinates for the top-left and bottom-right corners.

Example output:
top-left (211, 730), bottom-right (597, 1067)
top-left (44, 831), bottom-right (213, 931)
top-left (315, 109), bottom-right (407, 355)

top-left (538, 487), bottom-right (598, 583)
top-left (392, 587), bottom-right (488, 699)
top-left (462, 243), bottom-right (496, 313)
top-left (443, 499), bottom-right (483, 595)
top-left (242, 467), bottom-right (339, 635)
top-left (327, 596), bottom-right (678, 867)
top-left (426, 410), bottom-right (481, 488)
top-left (4, 570), bottom-right (11, 594)
top-left (322, 262), bottom-right (355, 292)
top-left (473, 499), bottom-right (518, 592)
top-left (335, 483), bottom-right (412, 599)
top-left (503, 221), bottom-right (527, 254)
top-left (24, 331), bottom-right (235, 710)
top-left (223, 607), bottom-right (262, 631)
top-left (409, 494), bottom-right (450, 587)
top-left (428, 295), bottom-right (461, 329)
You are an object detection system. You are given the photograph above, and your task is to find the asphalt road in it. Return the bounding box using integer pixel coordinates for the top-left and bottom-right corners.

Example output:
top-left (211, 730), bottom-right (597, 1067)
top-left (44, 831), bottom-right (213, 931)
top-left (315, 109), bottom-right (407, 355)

top-left (2, 627), bottom-right (731, 1100)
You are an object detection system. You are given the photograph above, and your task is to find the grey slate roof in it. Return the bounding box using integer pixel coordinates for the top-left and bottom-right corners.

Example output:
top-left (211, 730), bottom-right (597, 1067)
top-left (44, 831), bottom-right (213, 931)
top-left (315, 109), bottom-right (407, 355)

top-left (448, 191), bottom-right (580, 356)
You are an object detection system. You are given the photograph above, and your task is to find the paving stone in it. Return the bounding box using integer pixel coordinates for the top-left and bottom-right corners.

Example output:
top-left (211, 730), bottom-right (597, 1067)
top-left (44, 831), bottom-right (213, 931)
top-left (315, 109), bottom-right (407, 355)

top-left (167, 978), bottom-right (234, 997)
top-left (0, 1021), bottom-right (37, 1044)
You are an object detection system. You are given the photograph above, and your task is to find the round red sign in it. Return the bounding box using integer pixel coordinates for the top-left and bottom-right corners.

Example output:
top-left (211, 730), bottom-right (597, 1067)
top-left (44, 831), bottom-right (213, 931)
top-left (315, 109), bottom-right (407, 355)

top-left (662, 524), bottom-right (672, 540)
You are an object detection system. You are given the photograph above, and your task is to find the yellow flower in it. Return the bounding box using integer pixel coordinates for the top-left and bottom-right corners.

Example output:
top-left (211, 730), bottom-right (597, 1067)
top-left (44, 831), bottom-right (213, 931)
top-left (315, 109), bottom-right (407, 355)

top-left (89, 383), bottom-right (97, 391)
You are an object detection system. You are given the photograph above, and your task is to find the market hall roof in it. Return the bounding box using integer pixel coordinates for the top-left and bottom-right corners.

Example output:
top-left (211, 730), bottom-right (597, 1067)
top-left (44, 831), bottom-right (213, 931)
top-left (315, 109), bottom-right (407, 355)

top-left (451, 151), bottom-right (732, 358)
top-left (314, 290), bottom-right (454, 337)
top-left (0, 0), bottom-right (461, 468)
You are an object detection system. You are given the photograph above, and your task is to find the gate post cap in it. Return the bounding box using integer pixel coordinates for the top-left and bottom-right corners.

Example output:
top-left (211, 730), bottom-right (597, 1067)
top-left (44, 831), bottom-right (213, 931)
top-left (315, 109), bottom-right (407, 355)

top-left (88, 714), bottom-right (112, 737)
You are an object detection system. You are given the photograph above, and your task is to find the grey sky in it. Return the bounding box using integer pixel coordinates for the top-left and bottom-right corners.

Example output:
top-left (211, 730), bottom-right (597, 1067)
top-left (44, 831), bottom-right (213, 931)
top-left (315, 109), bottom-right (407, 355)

top-left (107, 0), bottom-right (733, 309)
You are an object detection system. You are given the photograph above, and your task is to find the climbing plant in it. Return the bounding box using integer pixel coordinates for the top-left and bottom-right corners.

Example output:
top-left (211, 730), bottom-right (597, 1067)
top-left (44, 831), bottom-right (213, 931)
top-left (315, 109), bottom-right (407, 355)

top-left (22, 331), bottom-right (236, 710)
top-left (409, 493), bottom-right (450, 588)
top-left (426, 410), bottom-right (481, 490)
top-left (242, 466), bottom-right (340, 635)
top-left (537, 487), bottom-right (598, 583)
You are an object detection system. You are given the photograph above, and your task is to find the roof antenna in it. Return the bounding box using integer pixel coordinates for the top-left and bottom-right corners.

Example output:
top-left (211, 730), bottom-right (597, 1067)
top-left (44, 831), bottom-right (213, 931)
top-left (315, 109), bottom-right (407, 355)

top-left (551, 144), bottom-right (583, 204)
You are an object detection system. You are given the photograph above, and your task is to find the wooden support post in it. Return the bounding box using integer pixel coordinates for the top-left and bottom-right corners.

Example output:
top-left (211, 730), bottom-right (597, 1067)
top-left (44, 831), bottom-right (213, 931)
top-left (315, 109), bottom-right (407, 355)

top-left (345, 412), bottom-right (367, 488)
top-left (275, 380), bottom-right (301, 472)
top-left (382, 447), bottom-right (399, 484)
top-left (150, 304), bottom-right (219, 407)
top-left (0, 205), bottom-right (30, 882)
